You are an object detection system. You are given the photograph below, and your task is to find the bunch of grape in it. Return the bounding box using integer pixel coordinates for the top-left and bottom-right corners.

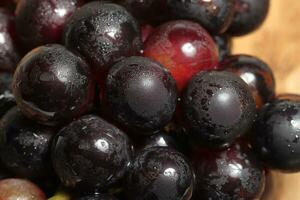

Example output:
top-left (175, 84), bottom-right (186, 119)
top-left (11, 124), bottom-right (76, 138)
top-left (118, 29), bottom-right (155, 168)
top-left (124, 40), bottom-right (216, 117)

top-left (0, 0), bottom-right (296, 200)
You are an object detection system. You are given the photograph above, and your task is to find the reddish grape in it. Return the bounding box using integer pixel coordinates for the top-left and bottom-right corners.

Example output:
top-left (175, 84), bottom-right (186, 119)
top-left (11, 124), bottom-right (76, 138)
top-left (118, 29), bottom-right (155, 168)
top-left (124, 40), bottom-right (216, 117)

top-left (143, 20), bottom-right (218, 91)
top-left (0, 178), bottom-right (46, 200)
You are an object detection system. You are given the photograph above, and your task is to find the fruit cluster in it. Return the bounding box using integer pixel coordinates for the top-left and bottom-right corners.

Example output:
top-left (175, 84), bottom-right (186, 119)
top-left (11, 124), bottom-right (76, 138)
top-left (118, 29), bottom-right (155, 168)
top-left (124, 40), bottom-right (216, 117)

top-left (0, 0), bottom-right (297, 200)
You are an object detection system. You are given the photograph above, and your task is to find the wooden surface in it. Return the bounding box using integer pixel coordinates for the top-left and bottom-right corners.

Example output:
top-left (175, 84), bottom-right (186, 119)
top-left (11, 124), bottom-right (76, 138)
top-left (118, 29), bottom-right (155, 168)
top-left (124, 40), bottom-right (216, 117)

top-left (232, 1), bottom-right (300, 199)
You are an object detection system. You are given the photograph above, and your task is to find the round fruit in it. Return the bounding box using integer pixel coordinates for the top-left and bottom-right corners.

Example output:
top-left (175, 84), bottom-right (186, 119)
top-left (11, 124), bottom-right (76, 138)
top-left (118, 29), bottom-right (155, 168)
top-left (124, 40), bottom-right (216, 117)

top-left (143, 20), bottom-right (218, 91)
top-left (126, 147), bottom-right (194, 200)
top-left (213, 35), bottom-right (232, 61)
top-left (221, 55), bottom-right (275, 108)
top-left (0, 178), bottom-right (46, 200)
top-left (15, 0), bottom-right (84, 51)
top-left (0, 107), bottom-right (55, 181)
top-left (191, 143), bottom-right (265, 200)
top-left (251, 95), bottom-right (300, 172)
top-left (182, 71), bottom-right (256, 148)
top-left (64, 2), bottom-right (142, 76)
top-left (0, 8), bottom-right (20, 72)
top-left (12, 44), bottom-right (94, 126)
top-left (167, 0), bottom-right (235, 34)
top-left (227, 0), bottom-right (270, 36)
top-left (106, 56), bottom-right (177, 131)
top-left (52, 115), bottom-right (133, 192)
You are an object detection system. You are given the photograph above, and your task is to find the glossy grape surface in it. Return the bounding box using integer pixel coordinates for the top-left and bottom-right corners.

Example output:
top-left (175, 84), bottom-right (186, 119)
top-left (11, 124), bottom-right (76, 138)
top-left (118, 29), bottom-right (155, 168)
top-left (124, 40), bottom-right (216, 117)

top-left (251, 95), bottom-right (300, 172)
top-left (182, 71), bottom-right (256, 148)
top-left (0, 107), bottom-right (55, 181)
top-left (126, 147), bottom-right (194, 200)
top-left (12, 44), bottom-right (94, 125)
top-left (52, 115), bottom-right (133, 192)
top-left (191, 143), bottom-right (265, 200)
top-left (106, 56), bottom-right (177, 131)
top-left (64, 2), bottom-right (142, 76)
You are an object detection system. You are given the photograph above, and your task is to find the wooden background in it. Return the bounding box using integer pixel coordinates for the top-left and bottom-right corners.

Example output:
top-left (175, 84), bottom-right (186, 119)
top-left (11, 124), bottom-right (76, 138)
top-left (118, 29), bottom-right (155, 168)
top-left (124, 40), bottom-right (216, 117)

top-left (232, 0), bottom-right (300, 199)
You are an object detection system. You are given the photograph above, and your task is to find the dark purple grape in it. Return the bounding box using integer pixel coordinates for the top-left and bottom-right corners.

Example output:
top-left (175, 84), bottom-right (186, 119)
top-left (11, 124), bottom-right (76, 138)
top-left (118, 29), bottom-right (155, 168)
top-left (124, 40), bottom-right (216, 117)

top-left (74, 193), bottom-right (118, 200)
top-left (167, 0), bottom-right (235, 34)
top-left (0, 8), bottom-right (20, 72)
top-left (0, 72), bottom-right (15, 117)
top-left (226, 0), bottom-right (270, 36)
top-left (191, 143), bottom-right (265, 200)
top-left (213, 35), bottom-right (232, 61)
top-left (12, 44), bottom-right (95, 126)
top-left (15, 0), bottom-right (84, 51)
top-left (0, 107), bottom-right (56, 181)
top-left (63, 2), bottom-right (142, 77)
top-left (106, 56), bottom-right (177, 132)
top-left (126, 147), bottom-right (194, 200)
top-left (182, 71), bottom-right (256, 148)
top-left (52, 115), bottom-right (133, 192)
top-left (251, 95), bottom-right (300, 172)
top-left (221, 55), bottom-right (275, 108)
top-left (0, 178), bottom-right (47, 200)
